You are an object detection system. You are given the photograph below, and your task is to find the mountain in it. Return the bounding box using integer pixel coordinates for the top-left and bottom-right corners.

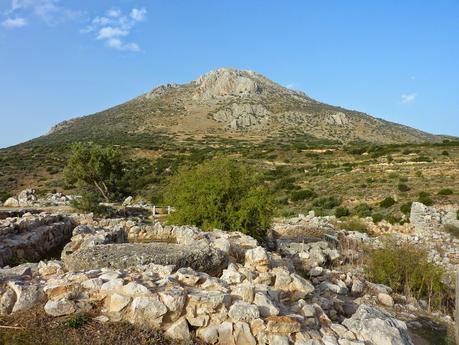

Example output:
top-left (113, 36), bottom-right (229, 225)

top-left (47, 67), bottom-right (438, 144)
top-left (0, 68), bottom-right (449, 196)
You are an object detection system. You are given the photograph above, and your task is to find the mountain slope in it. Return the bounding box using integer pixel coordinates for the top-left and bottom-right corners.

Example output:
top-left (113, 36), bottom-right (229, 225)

top-left (47, 68), bottom-right (438, 144)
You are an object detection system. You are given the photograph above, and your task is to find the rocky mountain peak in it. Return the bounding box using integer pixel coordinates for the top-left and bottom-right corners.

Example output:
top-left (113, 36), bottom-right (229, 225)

top-left (193, 68), bottom-right (264, 100)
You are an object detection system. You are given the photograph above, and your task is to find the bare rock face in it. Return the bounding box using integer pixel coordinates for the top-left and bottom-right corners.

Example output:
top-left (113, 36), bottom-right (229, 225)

top-left (213, 103), bottom-right (271, 130)
top-left (193, 68), bottom-right (263, 100)
top-left (325, 112), bottom-right (349, 125)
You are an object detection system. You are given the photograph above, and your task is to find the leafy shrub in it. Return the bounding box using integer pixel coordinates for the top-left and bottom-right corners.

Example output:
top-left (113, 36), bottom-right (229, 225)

top-left (163, 158), bottom-right (274, 239)
top-left (384, 214), bottom-right (402, 225)
top-left (339, 218), bottom-right (370, 234)
top-left (418, 192), bottom-right (434, 206)
top-left (372, 213), bottom-right (384, 223)
top-left (367, 241), bottom-right (452, 311)
top-left (379, 197), bottom-right (396, 208)
top-left (398, 183), bottom-right (410, 192)
top-left (290, 189), bottom-right (316, 202)
top-left (335, 207), bottom-right (350, 218)
top-left (312, 195), bottom-right (342, 209)
top-left (444, 224), bottom-right (459, 239)
top-left (274, 177), bottom-right (298, 191)
top-left (400, 202), bottom-right (413, 215)
top-left (441, 150), bottom-right (449, 156)
top-left (0, 191), bottom-right (13, 203)
top-left (352, 203), bottom-right (373, 218)
top-left (438, 188), bottom-right (453, 196)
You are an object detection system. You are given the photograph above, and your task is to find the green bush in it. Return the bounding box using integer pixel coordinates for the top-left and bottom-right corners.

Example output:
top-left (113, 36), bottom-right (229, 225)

top-left (400, 202), bottom-right (413, 215)
top-left (163, 158), bottom-right (274, 239)
top-left (0, 191), bottom-right (13, 203)
top-left (441, 150), bottom-right (449, 156)
top-left (379, 197), bottom-right (396, 208)
top-left (372, 213), bottom-right (384, 223)
top-left (367, 241), bottom-right (451, 311)
top-left (418, 192), bottom-right (434, 206)
top-left (444, 224), bottom-right (459, 239)
top-left (290, 189), bottom-right (316, 202)
top-left (339, 218), bottom-right (370, 234)
top-left (312, 195), bottom-right (342, 209)
top-left (335, 206), bottom-right (350, 218)
top-left (398, 183), bottom-right (410, 192)
top-left (352, 203), bottom-right (373, 218)
top-left (438, 188), bottom-right (453, 196)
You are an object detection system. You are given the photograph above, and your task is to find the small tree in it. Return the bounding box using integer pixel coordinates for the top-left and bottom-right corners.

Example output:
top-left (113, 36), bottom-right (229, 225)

top-left (64, 143), bottom-right (125, 202)
top-left (163, 158), bottom-right (274, 239)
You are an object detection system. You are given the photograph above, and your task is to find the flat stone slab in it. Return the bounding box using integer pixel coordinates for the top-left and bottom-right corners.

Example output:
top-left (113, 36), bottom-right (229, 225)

top-left (62, 242), bottom-right (228, 276)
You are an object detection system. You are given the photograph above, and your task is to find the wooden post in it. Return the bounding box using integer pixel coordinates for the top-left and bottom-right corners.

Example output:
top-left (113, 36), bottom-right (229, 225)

top-left (167, 206), bottom-right (171, 215)
top-left (152, 205), bottom-right (156, 217)
top-left (456, 270), bottom-right (459, 344)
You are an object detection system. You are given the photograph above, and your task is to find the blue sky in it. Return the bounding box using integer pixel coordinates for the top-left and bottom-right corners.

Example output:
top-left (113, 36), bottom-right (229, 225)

top-left (0, 0), bottom-right (458, 148)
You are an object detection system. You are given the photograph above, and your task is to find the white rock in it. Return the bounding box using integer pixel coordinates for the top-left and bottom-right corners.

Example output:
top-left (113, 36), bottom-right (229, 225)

top-left (108, 293), bottom-right (131, 312)
top-left (228, 301), bottom-right (260, 322)
top-left (377, 293), bottom-right (394, 307)
top-left (44, 299), bottom-right (76, 316)
top-left (165, 317), bottom-right (190, 340)
top-left (253, 292), bottom-right (279, 317)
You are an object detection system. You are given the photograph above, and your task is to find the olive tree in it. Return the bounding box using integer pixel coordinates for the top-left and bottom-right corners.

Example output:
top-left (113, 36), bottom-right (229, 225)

top-left (64, 142), bottom-right (125, 202)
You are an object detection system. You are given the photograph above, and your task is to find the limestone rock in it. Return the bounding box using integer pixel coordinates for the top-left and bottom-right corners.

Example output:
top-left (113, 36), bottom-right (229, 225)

top-left (165, 317), bottom-right (190, 340)
top-left (342, 304), bottom-right (413, 345)
top-left (228, 301), bottom-right (260, 322)
top-left (44, 299), bottom-right (76, 316)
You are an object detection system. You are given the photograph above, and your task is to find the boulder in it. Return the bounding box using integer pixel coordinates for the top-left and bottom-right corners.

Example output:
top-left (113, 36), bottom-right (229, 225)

top-left (63, 241), bottom-right (228, 276)
top-left (342, 304), bottom-right (413, 345)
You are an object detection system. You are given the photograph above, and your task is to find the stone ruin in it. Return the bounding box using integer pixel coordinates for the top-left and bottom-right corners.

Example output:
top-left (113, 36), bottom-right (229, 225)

top-left (0, 211), bottom-right (422, 345)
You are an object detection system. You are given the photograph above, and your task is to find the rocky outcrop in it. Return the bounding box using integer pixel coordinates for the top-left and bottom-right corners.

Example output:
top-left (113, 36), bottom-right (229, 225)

top-left (2, 189), bottom-right (74, 208)
top-left (213, 103), bottom-right (271, 130)
top-left (3, 189), bottom-right (38, 208)
top-left (343, 304), bottom-right (413, 345)
top-left (194, 68), bottom-right (263, 100)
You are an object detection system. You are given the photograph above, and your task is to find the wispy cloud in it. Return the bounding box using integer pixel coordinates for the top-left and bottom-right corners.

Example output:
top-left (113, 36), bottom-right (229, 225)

top-left (82, 7), bottom-right (146, 52)
top-left (401, 93), bottom-right (417, 104)
top-left (2, 0), bottom-right (82, 27)
top-left (1, 16), bottom-right (27, 28)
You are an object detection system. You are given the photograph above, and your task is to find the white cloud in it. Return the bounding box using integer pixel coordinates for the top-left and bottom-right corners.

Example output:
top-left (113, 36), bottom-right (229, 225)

top-left (3, 0), bottom-right (82, 27)
top-left (1, 16), bottom-right (27, 28)
top-left (97, 26), bottom-right (128, 40)
top-left (401, 93), bottom-right (417, 104)
top-left (130, 8), bottom-right (146, 22)
top-left (107, 8), bottom-right (121, 18)
top-left (82, 7), bottom-right (147, 52)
